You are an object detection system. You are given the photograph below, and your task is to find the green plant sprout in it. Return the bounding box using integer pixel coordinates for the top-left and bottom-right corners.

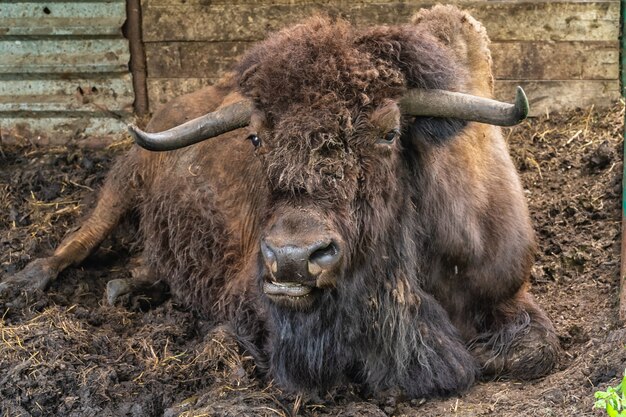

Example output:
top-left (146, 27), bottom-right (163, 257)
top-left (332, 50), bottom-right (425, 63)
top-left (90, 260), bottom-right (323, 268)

top-left (594, 371), bottom-right (626, 417)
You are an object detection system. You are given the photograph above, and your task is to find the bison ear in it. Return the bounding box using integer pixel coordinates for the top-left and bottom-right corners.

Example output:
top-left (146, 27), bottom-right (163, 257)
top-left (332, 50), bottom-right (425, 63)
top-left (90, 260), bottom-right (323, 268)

top-left (238, 63), bottom-right (260, 93)
top-left (235, 42), bottom-right (265, 100)
top-left (356, 25), bottom-right (470, 145)
top-left (236, 63), bottom-right (260, 100)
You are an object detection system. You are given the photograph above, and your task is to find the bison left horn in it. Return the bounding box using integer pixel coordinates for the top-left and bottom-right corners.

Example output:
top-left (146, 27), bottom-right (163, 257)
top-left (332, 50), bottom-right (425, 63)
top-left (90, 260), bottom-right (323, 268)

top-left (128, 100), bottom-right (253, 152)
top-left (129, 87), bottom-right (528, 152)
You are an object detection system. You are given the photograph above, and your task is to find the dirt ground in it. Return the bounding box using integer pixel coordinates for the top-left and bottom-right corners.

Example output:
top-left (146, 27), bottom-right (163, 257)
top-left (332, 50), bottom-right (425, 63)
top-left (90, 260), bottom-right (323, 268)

top-left (0, 103), bottom-right (624, 417)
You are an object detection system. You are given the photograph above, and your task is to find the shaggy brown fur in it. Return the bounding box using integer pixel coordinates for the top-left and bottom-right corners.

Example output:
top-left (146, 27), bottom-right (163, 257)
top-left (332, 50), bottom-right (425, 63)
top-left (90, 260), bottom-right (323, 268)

top-left (1, 5), bottom-right (559, 398)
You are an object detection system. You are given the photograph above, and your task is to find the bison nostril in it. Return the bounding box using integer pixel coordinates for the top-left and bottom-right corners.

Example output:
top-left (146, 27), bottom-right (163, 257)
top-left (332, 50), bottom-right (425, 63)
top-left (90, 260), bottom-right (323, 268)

top-left (261, 240), bottom-right (278, 273)
top-left (308, 241), bottom-right (341, 271)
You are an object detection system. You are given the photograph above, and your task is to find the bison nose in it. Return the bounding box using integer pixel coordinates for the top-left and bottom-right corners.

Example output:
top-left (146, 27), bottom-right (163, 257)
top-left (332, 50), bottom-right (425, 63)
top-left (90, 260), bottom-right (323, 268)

top-left (261, 239), bottom-right (342, 282)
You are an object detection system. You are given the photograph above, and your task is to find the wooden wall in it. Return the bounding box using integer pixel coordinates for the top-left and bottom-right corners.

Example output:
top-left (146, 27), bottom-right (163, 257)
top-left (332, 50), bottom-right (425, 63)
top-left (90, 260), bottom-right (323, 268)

top-left (141, 0), bottom-right (621, 116)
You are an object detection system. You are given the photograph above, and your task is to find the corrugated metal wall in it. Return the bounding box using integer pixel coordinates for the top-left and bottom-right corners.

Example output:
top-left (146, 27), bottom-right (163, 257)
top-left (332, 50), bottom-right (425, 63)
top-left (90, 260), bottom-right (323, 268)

top-left (0, 0), bottom-right (134, 146)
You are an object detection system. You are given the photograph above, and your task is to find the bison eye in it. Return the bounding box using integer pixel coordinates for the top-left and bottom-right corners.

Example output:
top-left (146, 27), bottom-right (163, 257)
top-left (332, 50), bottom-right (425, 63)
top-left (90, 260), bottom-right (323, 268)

top-left (378, 129), bottom-right (399, 145)
top-left (248, 134), bottom-right (262, 148)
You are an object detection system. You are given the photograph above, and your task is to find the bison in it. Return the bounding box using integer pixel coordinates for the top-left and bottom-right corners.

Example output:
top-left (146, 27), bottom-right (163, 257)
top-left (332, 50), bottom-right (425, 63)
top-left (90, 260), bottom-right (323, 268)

top-left (1, 5), bottom-right (559, 399)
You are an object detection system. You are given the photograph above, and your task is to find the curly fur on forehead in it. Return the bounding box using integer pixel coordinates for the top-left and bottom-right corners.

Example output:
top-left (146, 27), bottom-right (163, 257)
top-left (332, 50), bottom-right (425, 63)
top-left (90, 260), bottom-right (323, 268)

top-left (233, 16), bottom-right (467, 198)
top-left (236, 16), bottom-right (463, 123)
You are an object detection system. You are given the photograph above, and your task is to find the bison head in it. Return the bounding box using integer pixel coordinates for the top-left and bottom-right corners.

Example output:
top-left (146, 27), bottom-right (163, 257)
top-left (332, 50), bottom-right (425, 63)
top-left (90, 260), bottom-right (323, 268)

top-left (129, 17), bottom-right (528, 312)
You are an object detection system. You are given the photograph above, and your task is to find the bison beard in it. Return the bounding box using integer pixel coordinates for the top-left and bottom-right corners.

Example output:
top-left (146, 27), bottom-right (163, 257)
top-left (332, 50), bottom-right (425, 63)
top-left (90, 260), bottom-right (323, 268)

top-left (261, 204), bottom-right (478, 398)
top-left (0, 5), bottom-right (560, 400)
top-left (265, 276), bottom-right (478, 398)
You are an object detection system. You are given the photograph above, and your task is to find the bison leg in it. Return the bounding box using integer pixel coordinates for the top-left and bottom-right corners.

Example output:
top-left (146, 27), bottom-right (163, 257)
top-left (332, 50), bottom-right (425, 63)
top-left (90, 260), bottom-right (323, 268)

top-left (401, 294), bottom-right (479, 398)
top-left (360, 292), bottom-right (479, 399)
top-left (469, 291), bottom-right (560, 380)
top-left (0, 152), bottom-right (139, 298)
top-left (106, 257), bottom-right (170, 310)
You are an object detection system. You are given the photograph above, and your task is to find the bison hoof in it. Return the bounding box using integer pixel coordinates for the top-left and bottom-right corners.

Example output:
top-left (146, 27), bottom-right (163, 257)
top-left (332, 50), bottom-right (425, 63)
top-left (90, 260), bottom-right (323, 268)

top-left (0, 258), bottom-right (57, 300)
top-left (106, 278), bottom-right (132, 305)
top-left (106, 278), bottom-right (170, 311)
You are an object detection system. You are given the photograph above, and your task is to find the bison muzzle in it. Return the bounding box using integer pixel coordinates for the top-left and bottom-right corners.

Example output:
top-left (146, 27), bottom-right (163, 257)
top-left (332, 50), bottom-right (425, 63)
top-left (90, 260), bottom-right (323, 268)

top-left (1, 5), bottom-right (560, 399)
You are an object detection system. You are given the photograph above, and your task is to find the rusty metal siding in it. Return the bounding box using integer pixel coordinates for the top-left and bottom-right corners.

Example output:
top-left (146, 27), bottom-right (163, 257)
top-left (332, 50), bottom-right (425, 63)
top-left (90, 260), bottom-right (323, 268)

top-left (0, 0), bottom-right (134, 146)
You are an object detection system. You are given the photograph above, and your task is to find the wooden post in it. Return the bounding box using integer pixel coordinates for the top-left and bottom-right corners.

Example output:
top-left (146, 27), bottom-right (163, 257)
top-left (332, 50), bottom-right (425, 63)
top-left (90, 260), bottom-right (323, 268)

top-left (619, 0), bottom-right (626, 321)
top-left (620, 128), bottom-right (626, 320)
top-left (126, 0), bottom-right (149, 116)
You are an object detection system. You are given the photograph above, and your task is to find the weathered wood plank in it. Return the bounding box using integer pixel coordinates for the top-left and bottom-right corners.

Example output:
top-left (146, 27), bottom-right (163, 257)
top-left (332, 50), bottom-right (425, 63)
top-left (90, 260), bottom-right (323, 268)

top-left (491, 41), bottom-right (619, 80)
top-left (0, 1), bottom-right (126, 36)
top-left (476, 2), bottom-right (619, 42)
top-left (0, 39), bottom-right (130, 74)
top-left (142, 2), bottom-right (619, 42)
top-left (145, 42), bottom-right (252, 79)
top-left (0, 75), bottom-right (134, 113)
top-left (145, 40), bottom-right (619, 81)
top-left (147, 78), bottom-right (217, 110)
top-left (1, 116), bottom-right (130, 146)
top-left (143, 0), bottom-right (618, 6)
top-left (148, 78), bottom-right (621, 117)
top-left (495, 80), bottom-right (621, 115)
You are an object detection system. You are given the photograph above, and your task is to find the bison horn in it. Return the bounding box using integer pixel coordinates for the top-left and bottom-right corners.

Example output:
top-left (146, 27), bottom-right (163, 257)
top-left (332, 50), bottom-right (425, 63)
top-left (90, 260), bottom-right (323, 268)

top-left (400, 86), bottom-right (529, 126)
top-left (128, 100), bottom-right (253, 152)
top-left (129, 87), bottom-right (528, 152)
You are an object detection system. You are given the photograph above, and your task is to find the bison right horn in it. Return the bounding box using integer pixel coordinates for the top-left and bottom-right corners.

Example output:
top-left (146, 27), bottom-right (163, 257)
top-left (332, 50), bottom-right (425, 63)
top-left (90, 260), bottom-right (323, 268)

top-left (128, 100), bottom-right (253, 152)
top-left (399, 86), bottom-right (529, 127)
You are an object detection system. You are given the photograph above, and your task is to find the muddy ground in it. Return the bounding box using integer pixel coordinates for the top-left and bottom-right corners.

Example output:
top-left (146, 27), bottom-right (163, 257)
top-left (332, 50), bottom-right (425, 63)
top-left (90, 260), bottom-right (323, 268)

top-left (0, 104), bottom-right (625, 417)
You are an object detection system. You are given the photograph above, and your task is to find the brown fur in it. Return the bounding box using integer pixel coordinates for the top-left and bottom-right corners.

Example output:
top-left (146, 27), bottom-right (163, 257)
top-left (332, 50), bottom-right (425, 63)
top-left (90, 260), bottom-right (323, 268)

top-left (2, 7), bottom-right (559, 398)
